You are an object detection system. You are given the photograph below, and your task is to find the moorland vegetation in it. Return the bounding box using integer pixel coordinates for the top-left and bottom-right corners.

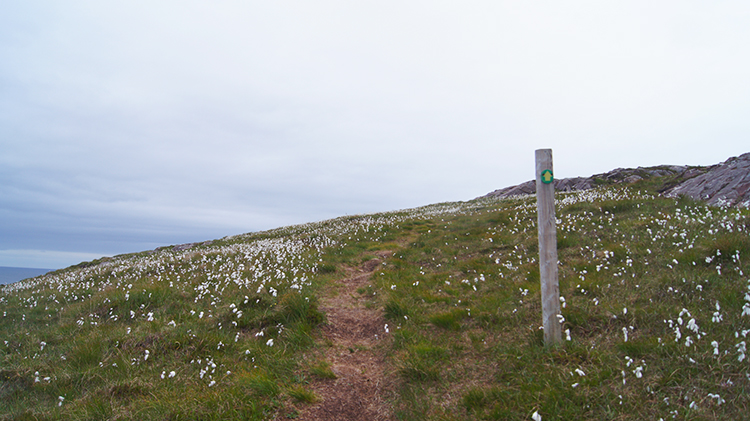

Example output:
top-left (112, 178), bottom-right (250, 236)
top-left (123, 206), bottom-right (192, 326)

top-left (2, 174), bottom-right (749, 420)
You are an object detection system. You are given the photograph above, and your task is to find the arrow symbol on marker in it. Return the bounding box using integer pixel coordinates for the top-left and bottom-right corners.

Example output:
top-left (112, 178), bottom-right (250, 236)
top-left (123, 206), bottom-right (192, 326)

top-left (541, 169), bottom-right (554, 184)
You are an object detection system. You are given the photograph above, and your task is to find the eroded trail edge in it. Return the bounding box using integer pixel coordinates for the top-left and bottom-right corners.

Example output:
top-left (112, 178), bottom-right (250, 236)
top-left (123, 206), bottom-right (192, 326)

top-left (300, 253), bottom-right (394, 421)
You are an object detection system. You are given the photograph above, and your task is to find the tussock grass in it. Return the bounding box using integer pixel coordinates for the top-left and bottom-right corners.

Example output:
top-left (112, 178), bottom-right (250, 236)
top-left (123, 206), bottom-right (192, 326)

top-left (287, 385), bottom-right (318, 403)
top-left (309, 360), bottom-right (336, 380)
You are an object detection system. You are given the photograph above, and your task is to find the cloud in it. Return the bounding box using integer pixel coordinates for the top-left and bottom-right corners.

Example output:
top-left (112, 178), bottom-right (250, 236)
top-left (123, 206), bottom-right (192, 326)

top-left (1, 1), bottom-right (750, 268)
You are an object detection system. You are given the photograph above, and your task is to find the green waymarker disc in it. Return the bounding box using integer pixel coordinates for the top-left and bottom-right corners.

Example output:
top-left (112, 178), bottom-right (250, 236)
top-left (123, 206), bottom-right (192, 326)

top-left (541, 169), bottom-right (554, 184)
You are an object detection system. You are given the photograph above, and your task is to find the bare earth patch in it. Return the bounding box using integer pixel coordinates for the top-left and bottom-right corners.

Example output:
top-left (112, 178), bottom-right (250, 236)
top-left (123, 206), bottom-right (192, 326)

top-left (299, 253), bottom-right (395, 421)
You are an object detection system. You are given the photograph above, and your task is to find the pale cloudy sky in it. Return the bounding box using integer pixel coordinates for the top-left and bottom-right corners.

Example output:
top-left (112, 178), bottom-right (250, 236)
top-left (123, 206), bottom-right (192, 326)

top-left (2, 1), bottom-right (749, 269)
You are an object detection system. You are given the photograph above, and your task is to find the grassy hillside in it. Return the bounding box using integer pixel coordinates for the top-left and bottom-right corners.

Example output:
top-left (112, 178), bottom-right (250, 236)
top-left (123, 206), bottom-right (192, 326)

top-left (2, 182), bottom-right (749, 420)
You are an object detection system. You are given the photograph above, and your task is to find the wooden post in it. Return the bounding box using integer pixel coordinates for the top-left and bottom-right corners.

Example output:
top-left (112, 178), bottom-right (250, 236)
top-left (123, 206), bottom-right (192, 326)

top-left (535, 149), bottom-right (562, 345)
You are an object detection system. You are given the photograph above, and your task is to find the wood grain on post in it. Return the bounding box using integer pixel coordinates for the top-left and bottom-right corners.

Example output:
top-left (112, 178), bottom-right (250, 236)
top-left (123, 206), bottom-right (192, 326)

top-left (535, 149), bottom-right (562, 345)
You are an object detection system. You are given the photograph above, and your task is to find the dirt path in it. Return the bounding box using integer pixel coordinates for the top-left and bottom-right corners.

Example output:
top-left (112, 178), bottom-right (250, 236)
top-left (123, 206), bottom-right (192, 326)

top-left (299, 253), bottom-right (394, 421)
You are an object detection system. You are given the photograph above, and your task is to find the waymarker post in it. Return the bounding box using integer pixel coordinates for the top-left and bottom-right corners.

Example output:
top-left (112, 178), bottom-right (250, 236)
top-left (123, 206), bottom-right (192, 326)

top-left (535, 149), bottom-right (562, 345)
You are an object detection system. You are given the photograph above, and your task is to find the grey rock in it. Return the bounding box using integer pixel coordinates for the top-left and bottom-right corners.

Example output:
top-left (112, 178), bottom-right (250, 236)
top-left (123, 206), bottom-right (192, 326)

top-left (663, 152), bottom-right (750, 207)
top-left (478, 167), bottom-right (674, 200)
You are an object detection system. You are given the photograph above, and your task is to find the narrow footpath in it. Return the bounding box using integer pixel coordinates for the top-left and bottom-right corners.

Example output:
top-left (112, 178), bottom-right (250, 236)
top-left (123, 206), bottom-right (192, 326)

top-left (299, 253), bottom-right (394, 421)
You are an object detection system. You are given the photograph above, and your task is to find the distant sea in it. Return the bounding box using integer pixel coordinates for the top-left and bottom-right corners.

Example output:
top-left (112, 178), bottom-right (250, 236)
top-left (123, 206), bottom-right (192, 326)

top-left (0, 267), bottom-right (52, 285)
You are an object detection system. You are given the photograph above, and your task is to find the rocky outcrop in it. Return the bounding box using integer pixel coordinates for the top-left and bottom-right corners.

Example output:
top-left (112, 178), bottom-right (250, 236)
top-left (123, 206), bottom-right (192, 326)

top-left (481, 177), bottom-right (595, 199)
top-left (479, 152), bottom-right (750, 208)
top-left (663, 153), bottom-right (750, 207)
top-left (481, 166), bottom-right (695, 199)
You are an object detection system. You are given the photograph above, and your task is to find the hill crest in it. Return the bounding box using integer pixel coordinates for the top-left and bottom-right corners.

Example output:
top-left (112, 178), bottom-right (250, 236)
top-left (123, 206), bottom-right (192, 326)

top-left (480, 152), bottom-right (750, 207)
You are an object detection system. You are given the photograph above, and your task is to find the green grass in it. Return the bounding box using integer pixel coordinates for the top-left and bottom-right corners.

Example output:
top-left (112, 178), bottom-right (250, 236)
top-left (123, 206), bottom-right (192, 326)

top-left (2, 181), bottom-right (749, 420)
top-left (370, 186), bottom-right (750, 420)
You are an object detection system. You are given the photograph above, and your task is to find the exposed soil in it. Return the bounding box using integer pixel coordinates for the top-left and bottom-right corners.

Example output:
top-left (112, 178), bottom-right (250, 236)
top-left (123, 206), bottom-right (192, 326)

top-left (298, 252), bottom-right (395, 421)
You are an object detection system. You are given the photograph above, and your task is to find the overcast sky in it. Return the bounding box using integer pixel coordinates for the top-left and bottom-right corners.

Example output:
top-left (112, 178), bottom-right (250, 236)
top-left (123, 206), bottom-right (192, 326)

top-left (2, 1), bottom-right (749, 269)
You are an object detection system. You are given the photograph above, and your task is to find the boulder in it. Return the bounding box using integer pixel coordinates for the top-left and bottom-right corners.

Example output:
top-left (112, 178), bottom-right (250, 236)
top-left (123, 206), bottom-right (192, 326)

top-left (663, 153), bottom-right (750, 207)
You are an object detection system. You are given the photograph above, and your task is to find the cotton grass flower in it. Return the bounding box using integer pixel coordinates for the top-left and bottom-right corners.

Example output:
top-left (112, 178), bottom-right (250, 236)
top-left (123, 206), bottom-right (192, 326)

top-left (736, 341), bottom-right (746, 362)
top-left (633, 365), bottom-right (644, 378)
top-left (707, 393), bottom-right (725, 406)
